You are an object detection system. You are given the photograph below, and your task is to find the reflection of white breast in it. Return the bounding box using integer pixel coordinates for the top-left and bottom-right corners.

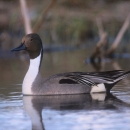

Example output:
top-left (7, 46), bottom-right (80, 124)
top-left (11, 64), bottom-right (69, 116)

top-left (23, 96), bottom-right (43, 130)
top-left (91, 93), bottom-right (106, 101)
top-left (22, 53), bottom-right (41, 95)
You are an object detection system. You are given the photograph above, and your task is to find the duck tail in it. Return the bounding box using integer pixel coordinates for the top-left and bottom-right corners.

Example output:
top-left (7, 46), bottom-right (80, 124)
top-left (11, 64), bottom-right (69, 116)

top-left (114, 71), bottom-right (130, 83)
top-left (105, 71), bottom-right (130, 92)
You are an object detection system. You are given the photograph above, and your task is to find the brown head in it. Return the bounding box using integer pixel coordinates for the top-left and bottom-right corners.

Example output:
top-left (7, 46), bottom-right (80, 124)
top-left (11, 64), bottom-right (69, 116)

top-left (11, 33), bottom-right (43, 59)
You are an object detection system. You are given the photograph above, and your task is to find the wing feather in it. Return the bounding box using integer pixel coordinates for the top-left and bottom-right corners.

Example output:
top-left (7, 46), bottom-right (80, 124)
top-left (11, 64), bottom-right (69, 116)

top-left (52, 70), bottom-right (127, 86)
top-left (63, 70), bottom-right (125, 86)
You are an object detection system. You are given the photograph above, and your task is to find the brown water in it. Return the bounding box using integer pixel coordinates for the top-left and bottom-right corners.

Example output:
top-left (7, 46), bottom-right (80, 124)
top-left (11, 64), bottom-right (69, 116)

top-left (0, 49), bottom-right (130, 130)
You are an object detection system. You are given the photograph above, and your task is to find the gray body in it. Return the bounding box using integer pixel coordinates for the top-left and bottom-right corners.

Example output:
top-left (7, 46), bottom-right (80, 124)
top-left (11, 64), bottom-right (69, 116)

top-left (32, 73), bottom-right (91, 95)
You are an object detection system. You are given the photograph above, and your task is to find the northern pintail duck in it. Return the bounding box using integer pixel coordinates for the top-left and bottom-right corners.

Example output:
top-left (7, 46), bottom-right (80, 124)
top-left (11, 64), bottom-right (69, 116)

top-left (12, 33), bottom-right (130, 95)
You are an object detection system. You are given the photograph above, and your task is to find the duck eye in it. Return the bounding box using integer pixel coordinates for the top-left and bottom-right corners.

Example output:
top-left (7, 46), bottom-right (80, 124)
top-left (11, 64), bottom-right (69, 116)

top-left (30, 38), bottom-right (33, 41)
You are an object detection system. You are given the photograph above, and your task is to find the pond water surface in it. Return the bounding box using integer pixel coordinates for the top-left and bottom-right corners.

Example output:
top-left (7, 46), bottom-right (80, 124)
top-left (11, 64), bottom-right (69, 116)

top-left (0, 49), bottom-right (130, 130)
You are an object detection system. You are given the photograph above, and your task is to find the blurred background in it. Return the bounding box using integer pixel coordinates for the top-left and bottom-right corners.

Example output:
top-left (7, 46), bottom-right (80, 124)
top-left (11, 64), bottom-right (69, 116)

top-left (0, 0), bottom-right (130, 49)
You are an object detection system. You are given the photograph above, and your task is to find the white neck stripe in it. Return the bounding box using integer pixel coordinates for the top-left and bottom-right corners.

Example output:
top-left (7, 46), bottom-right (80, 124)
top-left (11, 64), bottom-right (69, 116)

top-left (22, 51), bottom-right (42, 95)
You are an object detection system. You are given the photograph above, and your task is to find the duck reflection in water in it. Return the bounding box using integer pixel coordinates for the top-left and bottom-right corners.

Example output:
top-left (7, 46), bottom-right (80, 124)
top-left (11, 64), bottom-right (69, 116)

top-left (23, 93), bottom-right (129, 130)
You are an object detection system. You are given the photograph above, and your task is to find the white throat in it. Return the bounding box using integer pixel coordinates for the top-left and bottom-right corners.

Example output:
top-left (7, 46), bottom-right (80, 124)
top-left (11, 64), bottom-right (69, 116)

top-left (22, 52), bottom-right (42, 95)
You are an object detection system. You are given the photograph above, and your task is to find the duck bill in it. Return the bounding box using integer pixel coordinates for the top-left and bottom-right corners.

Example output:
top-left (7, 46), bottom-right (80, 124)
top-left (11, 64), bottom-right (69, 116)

top-left (11, 43), bottom-right (26, 52)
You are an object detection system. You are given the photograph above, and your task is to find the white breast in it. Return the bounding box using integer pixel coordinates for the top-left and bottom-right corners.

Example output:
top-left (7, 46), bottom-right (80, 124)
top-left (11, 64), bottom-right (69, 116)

top-left (22, 53), bottom-right (41, 95)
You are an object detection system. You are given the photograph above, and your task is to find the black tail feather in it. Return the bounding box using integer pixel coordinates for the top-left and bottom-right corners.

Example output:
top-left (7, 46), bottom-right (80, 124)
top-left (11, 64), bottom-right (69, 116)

top-left (105, 71), bottom-right (130, 92)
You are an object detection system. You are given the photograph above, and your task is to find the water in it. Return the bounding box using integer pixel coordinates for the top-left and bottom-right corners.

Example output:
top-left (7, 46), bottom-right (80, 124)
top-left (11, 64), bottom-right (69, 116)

top-left (0, 49), bottom-right (130, 130)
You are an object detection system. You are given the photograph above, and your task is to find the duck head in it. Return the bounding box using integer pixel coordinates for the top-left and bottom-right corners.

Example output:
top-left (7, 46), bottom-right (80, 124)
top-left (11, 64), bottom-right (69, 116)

top-left (11, 33), bottom-right (43, 59)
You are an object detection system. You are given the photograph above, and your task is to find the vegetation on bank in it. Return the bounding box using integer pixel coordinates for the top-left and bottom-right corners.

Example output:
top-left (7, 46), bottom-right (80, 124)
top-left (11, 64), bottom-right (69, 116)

top-left (0, 0), bottom-right (130, 50)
